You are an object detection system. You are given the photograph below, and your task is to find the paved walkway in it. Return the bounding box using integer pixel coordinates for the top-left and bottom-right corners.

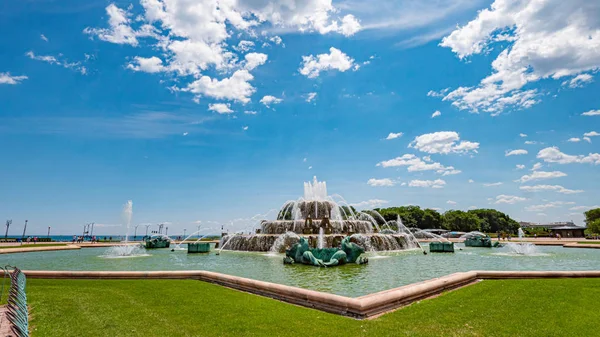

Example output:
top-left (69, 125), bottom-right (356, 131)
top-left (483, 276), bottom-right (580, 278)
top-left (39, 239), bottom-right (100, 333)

top-left (0, 306), bottom-right (15, 336)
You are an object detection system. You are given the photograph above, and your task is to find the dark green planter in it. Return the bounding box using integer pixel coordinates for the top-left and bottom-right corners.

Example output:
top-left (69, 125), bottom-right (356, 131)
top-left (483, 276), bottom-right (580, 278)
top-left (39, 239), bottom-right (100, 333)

top-left (188, 242), bottom-right (210, 253)
top-left (429, 241), bottom-right (455, 253)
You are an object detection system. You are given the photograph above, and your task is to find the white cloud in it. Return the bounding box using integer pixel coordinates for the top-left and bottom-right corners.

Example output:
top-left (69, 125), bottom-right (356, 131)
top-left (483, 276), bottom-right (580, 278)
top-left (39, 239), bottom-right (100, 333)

top-left (531, 162), bottom-right (543, 171)
top-left (568, 138), bottom-right (581, 143)
top-left (408, 179), bottom-right (446, 188)
top-left (582, 110), bottom-right (600, 116)
top-left (569, 205), bottom-right (600, 211)
top-left (127, 56), bottom-right (165, 73)
top-left (519, 133), bottom-right (527, 138)
top-left (584, 131), bottom-right (600, 137)
top-left (244, 111), bottom-right (257, 115)
top-left (468, 179), bottom-right (474, 183)
top-left (259, 95), bottom-right (283, 107)
top-left (377, 154), bottom-right (459, 176)
top-left (525, 201), bottom-right (575, 212)
top-left (483, 182), bottom-right (503, 187)
top-left (409, 131), bottom-right (479, 154)
top-left (84, 1), bottom-right (358, 103)
top-left (350, 199), bottom-right (389, 209)
top-left (182, 132), bottom-right (188, 136)
top-left (242, 126), bottom-right (249, 131)
top-left (299, 47), bottom-right (356, 78)
top-left (524, 141), bottom-right (539, 145)
top-left (427, 88), bottom-right (450, 97)
top-left (520, 185), bottom-right (583, 194)
top-left (446, 200), bottom-right (457, 205)
top-left (516, 164), bottom-right (525, 170)
top-left (367, 178), bottom-right (395, 187)
top-left (537, 147), bottom-right (600, 165)
top-left (431, 110), bottom-right (441, 118)
top-left (584, 137), bottom-right (592, 143)
top-left (516, 170), bottom-right (567, 183)
top-left (234, 41), bottom-right (254, 53)
top-left (505, 149), bottom-right (528, 156)
top-left (306, 92), bottom-right (317, 103)
top-left (244, 53), bottom-right (268, 70)
top-left (439, 0), bottom-right (600, 114)
top-left (185, 70), bottom-right (255, 104)
top-left (562, 74), bottom-right (594, 88)
top-left (385, 132), bottom-right (403, 140)
top-left (494, 195), bottom-right (527, 204)
top-left (26, 51), bottom-right (87, 74)
top-left (0, 72), bottom-right (27, 85)
top-left (40, 34), bottom-right (49, 42)
top-left (208, 103), bottom-right (233, 114)
top-left (269, 36), bottom-right (283, 45)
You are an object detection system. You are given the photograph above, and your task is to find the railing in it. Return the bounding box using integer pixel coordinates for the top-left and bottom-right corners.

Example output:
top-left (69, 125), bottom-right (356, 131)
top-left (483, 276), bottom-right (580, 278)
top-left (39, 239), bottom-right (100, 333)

top-left (1, 266), bottom-right (28, 337)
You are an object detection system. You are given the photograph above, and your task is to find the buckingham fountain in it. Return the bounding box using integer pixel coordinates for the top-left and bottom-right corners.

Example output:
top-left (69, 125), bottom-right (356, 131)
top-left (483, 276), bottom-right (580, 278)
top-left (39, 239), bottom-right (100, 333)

top-left (219, 177), bottom-right (421, 260)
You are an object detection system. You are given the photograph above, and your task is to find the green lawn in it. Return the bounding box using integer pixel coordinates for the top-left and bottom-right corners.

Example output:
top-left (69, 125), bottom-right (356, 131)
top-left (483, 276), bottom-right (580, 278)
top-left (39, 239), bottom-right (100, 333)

top-left (577, 241), bottom-right (600, 244)
top-left (0, 243), bottom-right (66, 249)
top-left (26, 278), bottom-right (600, 337)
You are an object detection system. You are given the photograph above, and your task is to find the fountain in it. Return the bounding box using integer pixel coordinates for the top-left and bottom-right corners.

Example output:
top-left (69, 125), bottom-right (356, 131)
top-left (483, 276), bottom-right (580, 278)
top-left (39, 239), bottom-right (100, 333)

top-left (518, 228), bottom-right (525, 239)
top-left (103, 200), bottom-right (148, 258)
top-left (219, 177), bottom-right (421, 253)
top-left (461, 231), bottom-right (499, 248)
top-left (504, 242), bottom-right (540, 256)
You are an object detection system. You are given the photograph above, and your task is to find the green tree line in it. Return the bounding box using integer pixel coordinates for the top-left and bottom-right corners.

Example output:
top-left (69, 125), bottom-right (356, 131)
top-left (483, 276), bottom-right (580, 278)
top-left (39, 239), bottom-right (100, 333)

top-left (370, 206), bottom-right (520, 233)
top-left (585, 208), bottom-right (600, 235)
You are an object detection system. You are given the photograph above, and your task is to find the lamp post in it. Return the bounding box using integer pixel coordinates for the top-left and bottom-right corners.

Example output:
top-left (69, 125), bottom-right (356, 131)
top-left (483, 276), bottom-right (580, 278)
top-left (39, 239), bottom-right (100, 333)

top-left (183, 229), bottom-right (186, 238)
top-left (47, 226), bottom-right (51, 237)
top-left (165, 226), bottom-right (169, 236)
top-left (145, 224), bottom-right (151, 238)
top-left (134, 224), bottom-right (140, 241)
top-left (197, 225), bottom-right (201, 238)
top-left (22, 220), bottom-right (28, 240)
top-left (5, 220), bottom-right (11, 239)
top-left (90, 222), bottom-right (95, 237)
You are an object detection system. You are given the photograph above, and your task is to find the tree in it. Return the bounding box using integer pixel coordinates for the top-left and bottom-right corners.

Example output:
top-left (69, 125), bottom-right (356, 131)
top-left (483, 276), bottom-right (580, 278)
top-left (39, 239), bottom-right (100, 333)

top-left (585, 208), bottom-right (600, 225)
top-left (421, 208), bottom-right (443, 229)
top-left (467, 209), bottom-right (519, 233)
top-left (586, 219), bottom-right (600, 235)
top-left (442, 210), bottom-right (481, 232)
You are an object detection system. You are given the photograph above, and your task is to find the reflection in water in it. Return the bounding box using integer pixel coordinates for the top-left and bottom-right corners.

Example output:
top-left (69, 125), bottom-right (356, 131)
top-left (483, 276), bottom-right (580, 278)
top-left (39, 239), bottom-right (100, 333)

top-left (2, 245), bottom-right (599, 297)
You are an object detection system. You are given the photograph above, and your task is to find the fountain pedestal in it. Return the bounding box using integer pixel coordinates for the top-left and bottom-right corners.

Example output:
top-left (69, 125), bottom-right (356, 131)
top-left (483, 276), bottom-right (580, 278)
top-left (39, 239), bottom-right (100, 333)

top-left (188, 242), bottom-right (210, 253)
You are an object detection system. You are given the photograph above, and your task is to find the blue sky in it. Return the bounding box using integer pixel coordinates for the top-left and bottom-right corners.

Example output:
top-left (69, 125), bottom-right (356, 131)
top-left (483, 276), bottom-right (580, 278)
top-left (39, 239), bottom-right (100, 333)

top-left (1, 0), bottom-right (599, 235)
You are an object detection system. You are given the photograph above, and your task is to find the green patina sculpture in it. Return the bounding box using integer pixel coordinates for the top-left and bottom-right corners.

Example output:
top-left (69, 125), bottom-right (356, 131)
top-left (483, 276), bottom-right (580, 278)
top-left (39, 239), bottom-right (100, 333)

top-left (464, 235), bottom-right (493, 248)
top-left (145, 236), bottom-right (170, 249)
top-left (283, 237), bottom-right (368, 267)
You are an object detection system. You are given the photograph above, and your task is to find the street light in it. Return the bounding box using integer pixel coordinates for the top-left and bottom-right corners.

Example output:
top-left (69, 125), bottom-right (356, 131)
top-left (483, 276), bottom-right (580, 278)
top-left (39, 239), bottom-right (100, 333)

top-left (47, 226), bottom-right (51, 237)
top-left (165, 226), bottom-right (169, 236)
top-left (5, 220), bottom-right (12, 239)
top-left (183, 229), bottom-right (187, 238)
top-left (145, 224), bottom-right (151, 238)
top-left (134, 224), bottom-right (140, 241)
top-left (197, 225), bottom-right (201, 238)
top-left (22, 220), bottom-right (28, 240)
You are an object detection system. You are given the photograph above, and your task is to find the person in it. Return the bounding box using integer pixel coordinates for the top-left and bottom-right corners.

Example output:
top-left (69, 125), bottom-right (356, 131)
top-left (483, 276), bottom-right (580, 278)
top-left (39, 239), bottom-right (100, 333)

top-left (92, 236), bottom-right (96, 244)
top-left (534, 233), bottom-right (537, 239)
top-left (72, 235), bottom-right (76, 243)
top-left (33, 236), bottom-right (38, 244)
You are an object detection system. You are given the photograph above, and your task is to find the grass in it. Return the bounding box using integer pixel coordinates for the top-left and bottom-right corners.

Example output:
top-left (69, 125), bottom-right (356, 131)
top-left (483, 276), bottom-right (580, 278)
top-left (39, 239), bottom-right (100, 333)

top-left (577, 241), bottom-right (600, 244)
top-left (26, 278), bottom-right (600, 337)
top-left (0, 244), bottom-right (67, 249)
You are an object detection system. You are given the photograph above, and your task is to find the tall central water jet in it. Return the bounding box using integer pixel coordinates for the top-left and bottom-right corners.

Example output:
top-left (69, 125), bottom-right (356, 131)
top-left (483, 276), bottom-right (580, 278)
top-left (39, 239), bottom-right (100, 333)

top-left (103, 200), bottom-right (148, 258)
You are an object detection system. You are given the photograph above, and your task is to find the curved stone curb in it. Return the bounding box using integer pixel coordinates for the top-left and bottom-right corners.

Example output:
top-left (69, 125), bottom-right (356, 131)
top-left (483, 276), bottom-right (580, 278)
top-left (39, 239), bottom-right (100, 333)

top-left (0, 245), bottom-right (80, 254)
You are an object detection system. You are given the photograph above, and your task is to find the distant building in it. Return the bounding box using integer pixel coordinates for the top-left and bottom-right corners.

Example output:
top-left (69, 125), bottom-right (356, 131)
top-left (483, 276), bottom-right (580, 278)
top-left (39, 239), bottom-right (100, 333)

top-left (520, 221), bottom-right (586, 238)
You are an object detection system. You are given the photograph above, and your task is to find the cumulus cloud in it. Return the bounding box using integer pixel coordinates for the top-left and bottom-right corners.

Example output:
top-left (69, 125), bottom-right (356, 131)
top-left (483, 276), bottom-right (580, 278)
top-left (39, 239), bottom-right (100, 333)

top-left (520, 185), bottom-right (583, 194)
top-left (567, 138), bottom-right (581, 143)
top-left (516, 164), bottom-right (525, 170)
top-left (505, 149), bottom-right (527, 156)
top-left (438, 0), bottom-right (600, 114)
top-left (184, 70), bottom-right (255, 104)
top-left (350, 199), bottom-right (389, 209)
top-left (408, 179), bottom-right (446, 188)
top-left (26, 51), bottom-right (87, 74)
top-left (127, 56), bottom-right (165, 73)
top-left (385, 132), bottom-right (403, 140)
top-left (531, 162), bottom-right (543, 171)
top-left (483, 182), bottom-right (503, 187)
top-left (409, 131), bottom-right (479, 155)
top-left (584, 131), bottom-right (600, 137)
top-left (537, 147), bottom-right (600, 165)
top-left (570, 205), bottom-right (600, 211)
top-left (244, 111), bottom-right (257, 115)
top-left (244, 53), bottom-right (268, 70)
top-left (377, 154), bottom-right (460, 176)
top-left (299, 47), bottom-right (356, 78)
top-left (0, 72), bottom-right (27, 85)
top-left (519, 133), bottom-right (527, 138)
top-left (582, 110), bottom-right (600, 116)
top-left (431, 110), bottom-right (441, 118)
top-left (367, 178), bottom-right (395, 187)
top-left (259, 95), bottom-right (283, 107)
top-left (84, 1), bottom-right (358, 103)
top-left (516, 170), bottom-right (567, 183)
top-left (494, 195), bottom-right (527, 204)
top-left (208, 103), bottom-right (233, 114)
top-left (447, 200), bottom-right (457, 205)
